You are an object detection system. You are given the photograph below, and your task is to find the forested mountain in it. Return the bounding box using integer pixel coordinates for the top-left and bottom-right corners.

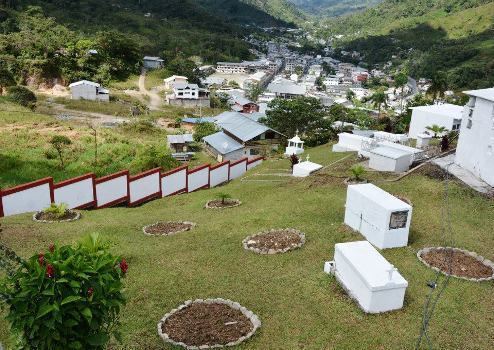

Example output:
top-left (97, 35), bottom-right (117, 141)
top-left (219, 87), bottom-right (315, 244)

top-left (241, 0), bottom-right (305, 24)
top-left (288, 0), bottom-right (381, 17)
top-left (0, 0), bottom-right (298, 87)
top-left (324, 0), bottom-right (494, 89)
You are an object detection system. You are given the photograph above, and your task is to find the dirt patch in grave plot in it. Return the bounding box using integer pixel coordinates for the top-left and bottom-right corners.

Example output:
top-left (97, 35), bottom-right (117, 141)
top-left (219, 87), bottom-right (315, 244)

top-left (418, 247), bottom-right (494, 281)
top-left (142, 221), bottom-right (196, 236)
top-left (416, 163), bottom-right (449, 181)
top-left (158, 299), bottom-right (260, 348)
top-left (205, 199), bottom-right (242, 209)
top-left (308, 173), bottom-right (345, 188)
top-left (33, 210), bottom-right (80, 223)
top-left (243, 228), bottom-right (305, 254)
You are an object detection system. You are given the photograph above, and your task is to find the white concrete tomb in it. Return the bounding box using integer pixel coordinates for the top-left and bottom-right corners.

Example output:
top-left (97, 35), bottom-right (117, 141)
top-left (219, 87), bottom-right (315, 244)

top-left (368, 146), bottom-right (413, 173)
top-left (333, 241), bottom-right (408, 313)
top-left (344, 184), bottom-right (412, 249)
top-left (292, 155), bottom-right (322, 177)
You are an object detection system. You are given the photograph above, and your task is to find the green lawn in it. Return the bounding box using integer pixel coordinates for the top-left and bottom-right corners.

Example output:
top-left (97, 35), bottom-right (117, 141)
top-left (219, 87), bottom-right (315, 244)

top-left (1, 144), bottom-right (493, 349)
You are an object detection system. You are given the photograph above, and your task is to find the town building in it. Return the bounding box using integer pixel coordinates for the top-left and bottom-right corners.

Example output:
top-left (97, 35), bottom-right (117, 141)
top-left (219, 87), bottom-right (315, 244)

top-left (143, 56), bottom-right (164, 70)
top-left (408, 104), bottom-right (463, 139)
top-left (167, 83), bottom-right (210, 107)
top-left (203, 112), bottom-right (284, 161)
top-left (229, 96), bottom-right (260, 114)
top-left (267, 79), bottom-right (306, 99)
top-left (455, 88), bottom-right (494, 187)
top-left (163, 75), bottom-right (188, 89)
top-left (69, 80), bottom-right (109, 102)
top-left (167, 134), bottom-right (194, 153)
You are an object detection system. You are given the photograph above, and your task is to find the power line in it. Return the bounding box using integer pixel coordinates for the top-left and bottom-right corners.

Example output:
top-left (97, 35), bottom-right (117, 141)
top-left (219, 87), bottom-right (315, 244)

top-left (415, 163), bottom-right (455, 350)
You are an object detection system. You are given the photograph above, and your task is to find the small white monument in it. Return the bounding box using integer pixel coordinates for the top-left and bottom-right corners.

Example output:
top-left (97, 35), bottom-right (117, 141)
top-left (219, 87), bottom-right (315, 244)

top-left (331, 241), bottom-right (408, 313)
top-left (344, 184), bottom-right (412, 249)
top-left (416, 133), bottom-right (433, 149)
top-left (285, 132), bottom-right (304, 156)
top-left (292, 155), bottom-right (322, 177)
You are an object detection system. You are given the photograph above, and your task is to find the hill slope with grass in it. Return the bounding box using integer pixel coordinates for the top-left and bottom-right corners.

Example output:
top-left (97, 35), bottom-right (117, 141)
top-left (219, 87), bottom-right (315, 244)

top-left (322, 0), bottom-right (494, 89)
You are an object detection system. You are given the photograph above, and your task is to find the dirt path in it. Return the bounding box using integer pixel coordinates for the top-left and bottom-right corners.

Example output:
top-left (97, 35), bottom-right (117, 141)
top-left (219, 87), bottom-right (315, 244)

top-left (138, 69), bottom-right (162, 110)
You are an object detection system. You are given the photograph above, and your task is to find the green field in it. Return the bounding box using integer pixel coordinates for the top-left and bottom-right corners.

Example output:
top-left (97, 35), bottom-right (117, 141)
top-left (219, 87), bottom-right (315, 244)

top-left (1, 143), bottom-right (493, 349)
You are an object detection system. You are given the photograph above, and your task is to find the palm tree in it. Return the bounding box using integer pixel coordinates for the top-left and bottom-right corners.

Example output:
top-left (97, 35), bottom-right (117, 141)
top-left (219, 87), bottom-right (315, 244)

top-left (425, 124), bottom-right (448, 138)
top-left (427, 72), bottom-right (448, 103)
top-left (370, 90), bottom-right (387, 116)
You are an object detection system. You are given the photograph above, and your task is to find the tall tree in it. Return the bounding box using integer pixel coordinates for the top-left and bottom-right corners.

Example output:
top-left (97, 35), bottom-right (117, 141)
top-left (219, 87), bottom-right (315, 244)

top-left (369, 89), bottom-right (387, 116)
top-left (427, 72), bottom-right (448, 103)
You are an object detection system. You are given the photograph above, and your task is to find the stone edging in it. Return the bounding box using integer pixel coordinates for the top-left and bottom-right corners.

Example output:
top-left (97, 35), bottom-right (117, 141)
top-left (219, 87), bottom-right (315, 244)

top-left (32, 211), bottom-right (81, 223)
top-left (142, 221), bottom-right (197, 236)
top-left (242, 228), bottom-right (306, 255)
top-left (204, 199), bottom-right (242, 210)
top-left (157, 298), bottom-right (261, 349)
top-left (417, 246), bottom-right (494, 282)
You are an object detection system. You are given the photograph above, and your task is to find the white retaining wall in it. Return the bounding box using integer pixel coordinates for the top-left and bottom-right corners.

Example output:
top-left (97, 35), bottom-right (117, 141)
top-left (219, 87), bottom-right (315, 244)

top-left (210, 162), bottom-right (230, 188)
top-left (0, 157), bottom-right (264, 217)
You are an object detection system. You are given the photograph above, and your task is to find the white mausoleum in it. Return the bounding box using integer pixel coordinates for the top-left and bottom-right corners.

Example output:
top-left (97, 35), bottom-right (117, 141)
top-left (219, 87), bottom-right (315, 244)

top-left (345, 184), bottom-right (412, 249)
top-left (285, 133), bottom-right (304, 156)
top-left (332, 241), bottom-right (408, 313)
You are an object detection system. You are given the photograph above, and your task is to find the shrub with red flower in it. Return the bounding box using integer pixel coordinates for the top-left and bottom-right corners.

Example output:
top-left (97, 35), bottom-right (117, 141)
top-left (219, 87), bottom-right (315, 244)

top-left (38, 253), bottom-right (45, 266)
top-left (119, 259), bottom-right (128, 274)
top-left (1, 233), bottom-right (126, 349)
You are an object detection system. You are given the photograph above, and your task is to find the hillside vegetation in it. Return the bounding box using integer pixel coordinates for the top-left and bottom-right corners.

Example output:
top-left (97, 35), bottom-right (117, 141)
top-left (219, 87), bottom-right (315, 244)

top-left (0, 0), bottom-right (269, 87)
top-left (289, 0), bottom-right (381, 17)
top-left (323, 0), bottom-right (494, 89)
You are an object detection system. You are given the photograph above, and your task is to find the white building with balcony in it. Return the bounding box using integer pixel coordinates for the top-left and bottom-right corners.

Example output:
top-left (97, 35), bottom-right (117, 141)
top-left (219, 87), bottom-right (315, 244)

top-left (455, 88), bottom-right (494, 187)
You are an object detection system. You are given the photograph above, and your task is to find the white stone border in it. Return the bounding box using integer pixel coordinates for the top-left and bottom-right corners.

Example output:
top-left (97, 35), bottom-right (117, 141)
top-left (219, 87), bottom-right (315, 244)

top-left (142, 221), bottom-right (197, 236)
top-left (32, 210), bottom-right (81, 223)
top-left (204, 199), bottom-right (242, 210)
top-left (243, 228), bottom-right (306, 255)
top-left (417, 247), bottom-right (494, 282)
top-left (157, 298), bottom-right (261, 349)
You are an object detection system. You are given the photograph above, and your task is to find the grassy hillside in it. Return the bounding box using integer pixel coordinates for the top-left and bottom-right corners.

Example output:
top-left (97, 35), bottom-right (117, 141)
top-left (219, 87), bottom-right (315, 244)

top-left (322, 0), bottom-right (494, 89)
top-left (289, 0), bottom-right (381, 17)
top-left (1, 144), bottom-right (493, 349)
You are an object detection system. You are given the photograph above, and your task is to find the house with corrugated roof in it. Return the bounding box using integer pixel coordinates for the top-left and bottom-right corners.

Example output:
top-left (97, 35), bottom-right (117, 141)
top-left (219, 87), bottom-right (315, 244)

top-left (68, 80), bottom-right (109, 102)
top-left (203, 112), bottom-right (284, 162)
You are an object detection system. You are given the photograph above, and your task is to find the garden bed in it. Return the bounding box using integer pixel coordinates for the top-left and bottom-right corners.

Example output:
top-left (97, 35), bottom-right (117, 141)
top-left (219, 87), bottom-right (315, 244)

top-left (33, 210), bottom-right (80, 223)
top-left (417, 247), bottom-right (494, 281)
top-left (243, 228), bottom-right (305, 254)
top-left (157, 298), bottom-right (261, 349)
top-left (205, 199), bottom-right (241, 209)
top-left (143, 221), bottom-right (196, 236)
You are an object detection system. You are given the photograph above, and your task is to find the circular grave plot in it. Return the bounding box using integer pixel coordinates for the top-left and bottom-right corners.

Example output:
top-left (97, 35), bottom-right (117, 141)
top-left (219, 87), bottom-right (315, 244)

top-left (417, 247), bottom-right (494, 282)
top-left (205, 199), bottom-right (242, 209)
top-left (33, 210), bottom-right (80, 223)
top-left (157, 298), bottom-right (261, 349)
top-left (243, 228), bottom-right (305, 254)
top-left (143, 221), bottom-right (196, 236)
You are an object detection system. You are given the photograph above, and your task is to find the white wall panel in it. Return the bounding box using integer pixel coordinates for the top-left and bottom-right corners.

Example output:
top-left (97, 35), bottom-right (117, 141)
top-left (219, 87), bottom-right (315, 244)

top-left (96, 174), bottom-right (128, 207)
top-left (188, 167), bottom-right (209, 193)
top-left (210, 164), bottom-right (229, 187)
top-left (2, 182), bottom-right (52, 216)
top-left (54, 177), bottom-right (94, 209)
top-left (161, 168), bottom-right (187, 197)
top-left (129, 172), bottom-right (160, 204)
top-left (229, 160), bottom-right (247, 180)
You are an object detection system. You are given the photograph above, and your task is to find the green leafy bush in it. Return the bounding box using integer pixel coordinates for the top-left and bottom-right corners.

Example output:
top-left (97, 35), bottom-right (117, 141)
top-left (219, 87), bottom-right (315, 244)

top-left (43, 203), bottom-right (69, 219)
top-left (193, 122), bottom-right (218, 142)
top-left (6, 86), bottom-right (37, 109)
top-left (0, 233), bottom-right (127, 349)
top-left (350, 164), bottom-right (366, 181)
